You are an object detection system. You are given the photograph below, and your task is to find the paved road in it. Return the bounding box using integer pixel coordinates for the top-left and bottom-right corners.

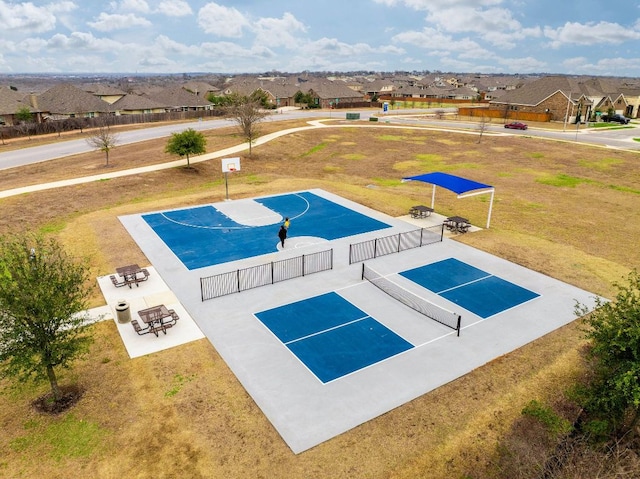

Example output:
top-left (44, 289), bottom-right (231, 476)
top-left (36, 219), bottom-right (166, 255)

top-left (1, 109), bottom-right (638, 171)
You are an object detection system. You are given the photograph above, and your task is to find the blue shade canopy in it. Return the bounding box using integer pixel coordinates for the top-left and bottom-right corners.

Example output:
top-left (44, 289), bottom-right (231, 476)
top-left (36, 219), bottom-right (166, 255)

top-left (402, 172), bottom-right (495, 228)
top-left (402, 172), bottom-right (492, 194)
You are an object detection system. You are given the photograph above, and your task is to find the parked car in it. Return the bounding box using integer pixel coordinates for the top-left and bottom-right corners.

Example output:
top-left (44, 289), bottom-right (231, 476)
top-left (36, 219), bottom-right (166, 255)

top-left (504, 122), bottom-right (528, 130)
top-left (600, 113), bottom-right (630, 124)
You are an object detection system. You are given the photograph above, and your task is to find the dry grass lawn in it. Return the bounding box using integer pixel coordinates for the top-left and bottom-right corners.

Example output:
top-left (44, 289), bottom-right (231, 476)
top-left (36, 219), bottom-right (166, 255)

top-left (0, 116), bottom-right (638, 478)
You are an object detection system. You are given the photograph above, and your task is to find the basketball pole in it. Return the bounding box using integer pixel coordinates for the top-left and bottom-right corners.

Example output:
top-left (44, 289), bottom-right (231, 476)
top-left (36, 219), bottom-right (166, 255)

top-left (225, 171), bottom-right (229, 200)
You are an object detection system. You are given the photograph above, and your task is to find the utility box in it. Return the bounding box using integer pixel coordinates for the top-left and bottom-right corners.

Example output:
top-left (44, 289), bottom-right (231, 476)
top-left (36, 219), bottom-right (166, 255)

top-left (115, 301), bottom-right (131, 324)
top-left (369, 116), bottom-right (379, 122)
top-left (346, 112), bottom-right (360, 120)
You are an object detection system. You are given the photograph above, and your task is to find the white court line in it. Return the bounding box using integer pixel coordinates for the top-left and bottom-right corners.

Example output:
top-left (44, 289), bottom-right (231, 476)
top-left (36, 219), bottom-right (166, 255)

top-left (435, 273), bottom-right (492, 294)
top-left (284, 315), bottom-right (370, 345)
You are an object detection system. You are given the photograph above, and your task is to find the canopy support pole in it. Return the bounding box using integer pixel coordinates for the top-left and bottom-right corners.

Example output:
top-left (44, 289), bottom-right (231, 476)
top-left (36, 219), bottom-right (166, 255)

top-left (457, 188), bottom-right (495, 228)
top-left (431, 184), bottom-right (436, 209)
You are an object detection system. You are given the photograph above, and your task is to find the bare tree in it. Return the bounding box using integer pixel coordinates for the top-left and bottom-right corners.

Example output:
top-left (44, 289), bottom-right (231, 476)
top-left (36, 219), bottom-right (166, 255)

top-left (476, 115), bottom-right (490, 143)
top-left (229, 101), bottom-right (269, 157)
top-left (86, 120), bottom-right (119, 166)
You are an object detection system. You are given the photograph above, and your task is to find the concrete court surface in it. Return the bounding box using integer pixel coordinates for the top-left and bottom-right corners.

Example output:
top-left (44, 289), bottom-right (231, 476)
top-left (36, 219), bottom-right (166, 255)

top-left (117, 188), bottom-right (598, 453)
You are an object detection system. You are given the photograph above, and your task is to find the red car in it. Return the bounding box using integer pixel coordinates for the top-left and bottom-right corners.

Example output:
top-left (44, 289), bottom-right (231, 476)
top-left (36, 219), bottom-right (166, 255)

top-left (504, 122), bottom-right (528, 130)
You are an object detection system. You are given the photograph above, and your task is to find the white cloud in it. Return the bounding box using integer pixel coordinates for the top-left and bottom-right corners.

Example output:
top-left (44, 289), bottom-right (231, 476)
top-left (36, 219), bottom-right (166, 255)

top-left (253, 12), bottom-right (306, 48)
top-left (564, 56), bottom-right (640, 75)
top-left (200, 41), bottom-right (275, 59)
top-left (544, 21), bottom-right (640, 48)
top-left (154, 34), bottom-right (199, 55)
top-left (300, 37), bottom-right (382, 58)
top-left (0, 1), bottom-right (60, 32)
top-left (88, 12), bottom-right (152, 31)
top-left (426, 7), bottom-right (520, 34)
top-left (392, 27), bottom-right (490, 56)
top-left (157, 0), bottom-right (192, 17)
top-left (497, 56), bottom-right (547, 72)
top-left (197, 2), bottom-right (249, 37)
top-left (109, 0), bottom-right (150, 13)
top-left (373, 0), bottom-right (503, 10)
top-left (48, 32), bottom-right (125, 52)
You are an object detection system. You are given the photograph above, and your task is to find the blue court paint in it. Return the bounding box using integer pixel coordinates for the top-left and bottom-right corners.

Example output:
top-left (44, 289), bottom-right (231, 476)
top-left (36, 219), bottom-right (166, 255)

top-left (400, 258), bottom-right (489, 293)
top-left (255, 292), bottom-right (413, 383)
top-left (287, 317), bottom-right (413, 383)
top-left (255, 292), bottom-right (366, 343)
top-left (256, 192), bottom-right (390, 240)
top-left (440, 275), bottom-right (540, 318)
top-left (400, 258), bottom-right (539, 319)
top-left (142, 191), bottom-right (392, 270)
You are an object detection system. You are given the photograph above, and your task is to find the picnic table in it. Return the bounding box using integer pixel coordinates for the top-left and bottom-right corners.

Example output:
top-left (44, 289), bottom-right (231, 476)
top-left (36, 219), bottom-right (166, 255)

top-left (110, 264), bottom-right (150, 288)
top-left (445, 216), bottom-right (471, 234)
top-left (409, 205), bottom-right (434, 218)
top-left (132, 304), bottom-right (180, 337)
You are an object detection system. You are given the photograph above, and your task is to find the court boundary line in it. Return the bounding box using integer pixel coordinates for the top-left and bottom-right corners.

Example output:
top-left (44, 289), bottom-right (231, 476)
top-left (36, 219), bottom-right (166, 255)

top-left (284, 315), bottom-right (371, 345)
top-left (435, 273), bottom-right (493, 294)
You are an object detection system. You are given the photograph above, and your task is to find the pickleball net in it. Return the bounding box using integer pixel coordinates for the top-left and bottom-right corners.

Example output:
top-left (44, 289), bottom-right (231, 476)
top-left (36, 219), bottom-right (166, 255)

top-left (362, 263), bottom-right (461, 336)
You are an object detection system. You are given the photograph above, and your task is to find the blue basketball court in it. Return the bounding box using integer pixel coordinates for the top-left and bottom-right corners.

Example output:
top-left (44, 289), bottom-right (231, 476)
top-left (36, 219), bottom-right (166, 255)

top-left (400, 257), bottom-right (540, 318)
top-left (255, 292), bottom-right (414, 383)
top-left (141, 191), bottom-right (392, 269)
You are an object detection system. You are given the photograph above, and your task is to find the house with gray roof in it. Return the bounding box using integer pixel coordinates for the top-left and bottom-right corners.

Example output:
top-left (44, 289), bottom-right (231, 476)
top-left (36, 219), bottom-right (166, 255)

top-left (0, 87), bottom-right (41, 125)
top-left (144, 86), bottom-right (213, 111)
top-left (33, 83), bottom-right (111, 120)
top-left (110, 94), bottom-right (168, 115)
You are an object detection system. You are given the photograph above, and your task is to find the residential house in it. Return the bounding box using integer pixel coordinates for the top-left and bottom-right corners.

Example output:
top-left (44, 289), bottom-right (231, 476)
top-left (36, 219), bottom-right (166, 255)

top-left (304, 80), bottom-right (366, 108)
top-left (489, 76), bottom-right (594, 122)
top-left (0, 87), bottom-right (41, 125)
top-left (82, 84), bottom-right (127, 105)
top-left (143, 86), bottom-right (213, 111)
top-left (33, 83), bottom-right (111, 119)
top-left (110, 94), bottom-right (168, 116)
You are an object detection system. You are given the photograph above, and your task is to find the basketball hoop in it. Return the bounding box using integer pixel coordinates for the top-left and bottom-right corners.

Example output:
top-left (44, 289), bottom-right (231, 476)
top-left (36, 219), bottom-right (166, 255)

top-left (228, 167), bottom-right (236, 172)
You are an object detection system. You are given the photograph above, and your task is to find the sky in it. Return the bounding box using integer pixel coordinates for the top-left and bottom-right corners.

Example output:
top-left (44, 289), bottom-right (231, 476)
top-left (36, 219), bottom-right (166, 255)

top-left (2, 0), bottom-right (640, 76)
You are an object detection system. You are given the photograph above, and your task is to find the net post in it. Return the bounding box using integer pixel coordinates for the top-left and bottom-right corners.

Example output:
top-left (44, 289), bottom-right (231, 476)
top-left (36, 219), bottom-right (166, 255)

top-left (373, 238), bottom-right (378, 259)
top-left (361, 263), bottom-right (365, 280)
top-left (236, 269), bottom-right (240, 293)
top-left (456, 315), bottom-right (461, 337)
top-left (330, 248), bottom-right (334, 270)
top-left (200, 277), bottom-right (204, 302)
top-left (349, 244), bottom-right (353, 264)
top-left (420, 227), bottom-right (424, 246)
top-left (397, 232), bottom-right (401, 253)
top-left (440, 223), bottom-right (445, 241)
top-left (302, 254), bottom-right (306, 276)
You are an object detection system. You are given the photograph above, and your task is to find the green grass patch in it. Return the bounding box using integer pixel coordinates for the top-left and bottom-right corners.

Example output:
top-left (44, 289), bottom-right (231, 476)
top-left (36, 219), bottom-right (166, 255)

top-left (633, 138), bottom-right (640, 143)
top-left (536, 174), bottom-right (589, 188)
top-left (341, 153), bottom-right (366, 160)
top-left (39, 221), bottom-right (67, 234)
top-left (165, 373), bottom-right (196, 398)
top-left (578, 157), bottom-right (623, 171)
top-left (301, 142), bottom-right (327, 156)
top-left (378, 135), bottom-right (407, 142)
top-left (10, 414), bottom-right (105, 461)
top-left (522, 400), bottom-right (572, 436)
top-left (322, 165), bottom-right (343, 173)
top-left (528, 152), bottom-right (544, 159)
top-left (372, 178), bottom-right (403, 187)
top-left (607, 184), bottom-right (640, 195)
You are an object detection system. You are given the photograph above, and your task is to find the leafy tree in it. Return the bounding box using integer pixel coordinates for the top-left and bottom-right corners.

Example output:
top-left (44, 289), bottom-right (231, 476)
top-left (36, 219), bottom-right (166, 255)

top-left (207, 93), bottom-right (242, 107)
top-left (0, 233), bottom-right (93, 405)
top-left (86, 121), bottom-right (119, 166)
top-left (165, 128), bottom-right (207, 167)
top-left (229, 100), bottom-right (268, 157)
top-left (14, 106), bottom-right (34, 139)
top-left (575, 270), bottom-right (640, 437)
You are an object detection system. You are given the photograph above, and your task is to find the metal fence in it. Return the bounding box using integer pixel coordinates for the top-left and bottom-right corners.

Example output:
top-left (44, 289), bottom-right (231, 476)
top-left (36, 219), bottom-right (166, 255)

top-left (200, 248), bottom-right (334, 301)
top-left (349, 225), bottom-right (443, 264)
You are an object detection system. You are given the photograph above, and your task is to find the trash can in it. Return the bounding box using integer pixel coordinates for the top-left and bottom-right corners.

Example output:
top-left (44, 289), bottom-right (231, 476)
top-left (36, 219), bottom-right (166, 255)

top-left (115, 300), bottom-right (131, 324)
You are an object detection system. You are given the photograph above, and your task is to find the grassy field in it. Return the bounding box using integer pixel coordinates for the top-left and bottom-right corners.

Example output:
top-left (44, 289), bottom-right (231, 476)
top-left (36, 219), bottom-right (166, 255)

top-left (0, 116), bottom-right (638, 478)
